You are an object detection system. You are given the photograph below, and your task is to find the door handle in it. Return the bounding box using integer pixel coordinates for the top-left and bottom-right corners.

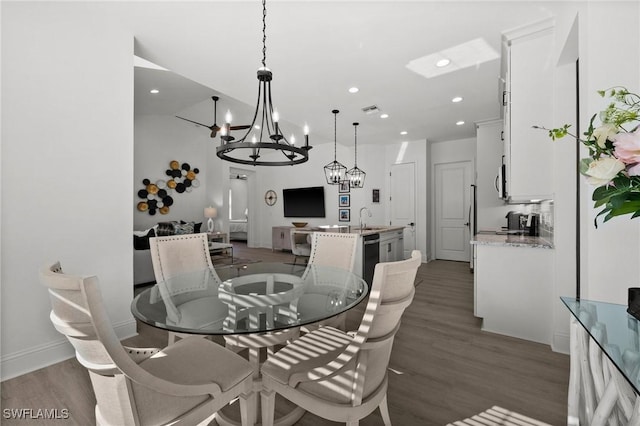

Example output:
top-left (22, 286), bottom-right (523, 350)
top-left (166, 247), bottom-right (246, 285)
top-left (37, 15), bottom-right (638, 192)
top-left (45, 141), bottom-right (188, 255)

top-left (408, 222), bottom-right (415, 227)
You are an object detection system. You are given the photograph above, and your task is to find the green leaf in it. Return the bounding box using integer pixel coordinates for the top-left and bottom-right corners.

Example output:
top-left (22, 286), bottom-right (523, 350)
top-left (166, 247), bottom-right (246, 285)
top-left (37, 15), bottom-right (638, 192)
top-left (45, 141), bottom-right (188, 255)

top-left (579, 158), bottom-right (592, 175)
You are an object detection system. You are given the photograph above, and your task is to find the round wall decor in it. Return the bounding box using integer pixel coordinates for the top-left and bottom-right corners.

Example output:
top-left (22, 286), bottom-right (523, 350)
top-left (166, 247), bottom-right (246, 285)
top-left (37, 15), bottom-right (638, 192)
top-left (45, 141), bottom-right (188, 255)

top-left (265, 190), bottom-right (277, 206)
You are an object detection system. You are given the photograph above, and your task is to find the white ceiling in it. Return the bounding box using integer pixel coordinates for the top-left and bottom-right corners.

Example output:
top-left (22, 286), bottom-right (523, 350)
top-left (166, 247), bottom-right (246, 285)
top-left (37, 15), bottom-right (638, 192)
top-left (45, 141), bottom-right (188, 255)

top-left (126, 1), bottom-right (564, 146)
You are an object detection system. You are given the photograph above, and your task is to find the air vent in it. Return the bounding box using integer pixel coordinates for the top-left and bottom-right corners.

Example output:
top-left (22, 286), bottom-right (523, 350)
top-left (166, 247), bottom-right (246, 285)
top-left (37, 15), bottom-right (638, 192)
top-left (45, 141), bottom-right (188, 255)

top-left (361, 105), bottom-right (380, 115)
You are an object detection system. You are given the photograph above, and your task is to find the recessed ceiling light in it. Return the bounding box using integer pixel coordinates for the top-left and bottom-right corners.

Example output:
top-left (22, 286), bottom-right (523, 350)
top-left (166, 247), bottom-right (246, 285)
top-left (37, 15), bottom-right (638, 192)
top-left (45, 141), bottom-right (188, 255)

top-left (149, 89), bottom-right (159, 94)
top-left (400, 131), bottom-right (408, 135)
top-left (436, 58), bottom-right (451, 68)
top-left (456, 120), bottom-right (465, 126)
top-left (380, 113), bottom-right (389, 119)
top-left (452, 96), bottom-right (463, 103)
top-left (348, 87), bottom-right (359, 94)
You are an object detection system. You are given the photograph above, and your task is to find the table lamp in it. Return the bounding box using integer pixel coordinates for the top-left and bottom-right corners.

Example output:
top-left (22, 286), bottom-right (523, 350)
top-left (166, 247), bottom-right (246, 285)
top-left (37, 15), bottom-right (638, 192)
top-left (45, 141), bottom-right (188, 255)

top-left (204, 207), bottom-right (217, 233)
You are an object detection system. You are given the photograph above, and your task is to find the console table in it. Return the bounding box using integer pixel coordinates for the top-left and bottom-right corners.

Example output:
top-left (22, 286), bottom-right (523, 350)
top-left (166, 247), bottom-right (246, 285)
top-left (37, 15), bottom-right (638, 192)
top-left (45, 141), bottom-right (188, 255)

top-left (562, 297), bottom-right (640, 425)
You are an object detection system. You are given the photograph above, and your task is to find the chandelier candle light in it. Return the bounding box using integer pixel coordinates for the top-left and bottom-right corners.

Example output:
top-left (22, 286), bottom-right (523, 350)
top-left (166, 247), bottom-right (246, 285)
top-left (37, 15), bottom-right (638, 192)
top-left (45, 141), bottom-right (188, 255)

top-left (347, 122), bottom-right (366, 188)
top-left (215, 0), bottom-right (311, 166)
top-left (324, 109), bottom-right (348, 185)
top-left (204, 206), bottom-right (217, 233)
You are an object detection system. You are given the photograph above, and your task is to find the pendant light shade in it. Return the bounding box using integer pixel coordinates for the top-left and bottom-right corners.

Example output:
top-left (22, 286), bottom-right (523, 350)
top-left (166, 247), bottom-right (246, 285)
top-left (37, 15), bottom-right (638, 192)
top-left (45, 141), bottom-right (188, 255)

top-left (346, 122), bottom-right (366, 188)
top-left (324, 109), bottom-right (347, 185)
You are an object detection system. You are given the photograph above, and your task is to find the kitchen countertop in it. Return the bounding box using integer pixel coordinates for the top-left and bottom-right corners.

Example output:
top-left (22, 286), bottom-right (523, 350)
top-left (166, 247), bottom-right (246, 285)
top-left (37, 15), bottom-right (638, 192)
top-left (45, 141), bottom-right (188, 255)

top-left (296, 225), bottom-right (405, 237)
top-left (471, 231), bottom-right (553, 249)
top-left (349, 225), bottom-right (405, 236)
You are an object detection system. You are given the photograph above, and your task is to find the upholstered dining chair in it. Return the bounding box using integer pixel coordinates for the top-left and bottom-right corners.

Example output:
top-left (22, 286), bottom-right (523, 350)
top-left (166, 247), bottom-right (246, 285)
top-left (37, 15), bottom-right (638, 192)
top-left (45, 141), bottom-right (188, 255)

top-left (299, 232), bottom-right (360, 332)
top-left (40, 261), bottom-right (255, 426)
top-left (289, 230), bottom-right (312, 265)
top-left (260, 250), bottom-right (422, 426)
top-left (149, 233), bottom-right (227, 344)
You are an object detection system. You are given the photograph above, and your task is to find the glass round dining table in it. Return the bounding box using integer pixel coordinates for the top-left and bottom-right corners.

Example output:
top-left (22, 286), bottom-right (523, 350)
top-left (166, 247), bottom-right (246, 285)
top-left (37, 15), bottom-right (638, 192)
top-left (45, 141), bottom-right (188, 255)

top-left (131, 262), bottom-right (368, 337)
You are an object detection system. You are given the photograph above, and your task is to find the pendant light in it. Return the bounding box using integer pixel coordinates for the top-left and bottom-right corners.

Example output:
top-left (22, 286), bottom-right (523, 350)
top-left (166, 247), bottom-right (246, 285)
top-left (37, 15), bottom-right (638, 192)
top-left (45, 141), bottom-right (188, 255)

top-left (215, 0), bottom-right (311, 166)
top-left (346, 122), bottom-right (366, 188)
top-left (324, 110), bottom-right (347, 185)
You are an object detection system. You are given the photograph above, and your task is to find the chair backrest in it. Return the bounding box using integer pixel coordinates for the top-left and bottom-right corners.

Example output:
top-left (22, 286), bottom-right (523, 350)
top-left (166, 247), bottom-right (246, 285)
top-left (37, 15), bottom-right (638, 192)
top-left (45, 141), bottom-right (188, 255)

top-left (289, 230), bottom-right (311, 257)
top-left (149, 233), bottom-right (214, 283)
top-left (40, 262), bottom-right (119, 373)
top-left (307, 232), bottom-right (359, 272)
top-left (348, 250), bottom-right (421, 401)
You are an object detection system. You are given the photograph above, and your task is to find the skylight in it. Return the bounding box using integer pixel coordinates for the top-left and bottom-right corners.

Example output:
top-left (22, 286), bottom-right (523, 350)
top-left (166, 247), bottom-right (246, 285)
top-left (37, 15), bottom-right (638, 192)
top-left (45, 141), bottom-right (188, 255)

top-left (405, 38), bottom-right (499, 79)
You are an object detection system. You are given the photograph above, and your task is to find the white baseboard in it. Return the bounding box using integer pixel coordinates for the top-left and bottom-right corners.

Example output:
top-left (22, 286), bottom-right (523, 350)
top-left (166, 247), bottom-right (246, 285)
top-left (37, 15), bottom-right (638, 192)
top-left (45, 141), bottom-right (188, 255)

top-left (552, 331), bottom-right (570, 354)
top-left (1, 319), bottom-right (137, 382)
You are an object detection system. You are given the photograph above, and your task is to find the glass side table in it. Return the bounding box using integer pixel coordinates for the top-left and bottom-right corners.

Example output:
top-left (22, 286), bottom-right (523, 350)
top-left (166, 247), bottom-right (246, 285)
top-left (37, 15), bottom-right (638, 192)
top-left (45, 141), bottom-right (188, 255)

top-left (561, 297), bottom-right (640, 425)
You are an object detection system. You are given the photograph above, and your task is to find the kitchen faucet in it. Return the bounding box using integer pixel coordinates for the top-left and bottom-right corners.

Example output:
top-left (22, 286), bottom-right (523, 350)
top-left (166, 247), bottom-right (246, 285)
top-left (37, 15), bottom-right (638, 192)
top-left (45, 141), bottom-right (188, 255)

top-left (359, 207), bottom-right (372, 231)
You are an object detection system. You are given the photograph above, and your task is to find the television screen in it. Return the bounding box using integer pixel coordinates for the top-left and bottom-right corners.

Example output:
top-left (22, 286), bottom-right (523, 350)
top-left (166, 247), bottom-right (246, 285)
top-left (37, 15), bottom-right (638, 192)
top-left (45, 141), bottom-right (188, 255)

top-left (283, 186), bottom-right (326, 218)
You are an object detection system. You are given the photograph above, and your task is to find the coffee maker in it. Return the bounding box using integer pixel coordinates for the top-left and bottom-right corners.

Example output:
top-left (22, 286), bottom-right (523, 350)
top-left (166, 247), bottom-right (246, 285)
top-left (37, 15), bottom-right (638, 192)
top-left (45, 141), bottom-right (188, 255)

top-left (506, 211), bottom-right (523, 231)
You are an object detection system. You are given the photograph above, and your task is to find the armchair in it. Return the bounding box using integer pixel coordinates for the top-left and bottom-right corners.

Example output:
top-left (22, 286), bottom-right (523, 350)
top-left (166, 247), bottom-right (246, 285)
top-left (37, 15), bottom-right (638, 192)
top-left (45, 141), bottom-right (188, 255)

top-left (40, 261), bottom-right (255, 426)
top-left (260, 250), bottom-right (422, 426)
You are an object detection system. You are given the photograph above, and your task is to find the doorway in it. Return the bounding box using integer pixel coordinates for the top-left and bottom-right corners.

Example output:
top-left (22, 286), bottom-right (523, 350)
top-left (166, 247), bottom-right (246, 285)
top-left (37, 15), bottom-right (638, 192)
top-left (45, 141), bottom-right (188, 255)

top-left (434, 161), bottom-right (473, 261)
top-left (229, 167), bottom-right (256, 247)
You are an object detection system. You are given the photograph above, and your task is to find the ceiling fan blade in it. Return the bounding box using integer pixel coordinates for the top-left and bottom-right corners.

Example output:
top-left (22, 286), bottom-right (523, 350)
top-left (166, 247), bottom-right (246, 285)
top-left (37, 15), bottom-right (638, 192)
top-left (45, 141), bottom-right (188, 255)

top-left (175, 116), bottom-right (212, 128)
top-left (229, 125), bottom-right (251, 131)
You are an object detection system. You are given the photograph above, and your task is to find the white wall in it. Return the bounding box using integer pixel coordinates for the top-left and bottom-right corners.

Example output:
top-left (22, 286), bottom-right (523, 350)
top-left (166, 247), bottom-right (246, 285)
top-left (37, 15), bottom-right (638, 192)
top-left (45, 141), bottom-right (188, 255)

top-left (1, 3), bottom-right (136, 379)
top-left (578, 1), bottom-right (640, 304)
top-left (134, 114), bottom-right (211, 230)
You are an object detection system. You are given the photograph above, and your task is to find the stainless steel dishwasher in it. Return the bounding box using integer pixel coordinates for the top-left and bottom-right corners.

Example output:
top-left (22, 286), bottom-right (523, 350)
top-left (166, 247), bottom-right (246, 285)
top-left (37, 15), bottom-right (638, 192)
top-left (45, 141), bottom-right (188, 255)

top-left (362, 233), bottom-right (380, 285)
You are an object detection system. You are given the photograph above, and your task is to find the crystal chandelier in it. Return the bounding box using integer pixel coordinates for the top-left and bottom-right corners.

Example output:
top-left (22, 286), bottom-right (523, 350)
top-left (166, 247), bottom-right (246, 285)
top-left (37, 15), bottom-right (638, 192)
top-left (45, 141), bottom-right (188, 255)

top-left (346, 122), bottom-right (366, 188)
top-left (215, 0), bottom-right (311, 166)
top-left (324, 110), bottom-right (347, 185)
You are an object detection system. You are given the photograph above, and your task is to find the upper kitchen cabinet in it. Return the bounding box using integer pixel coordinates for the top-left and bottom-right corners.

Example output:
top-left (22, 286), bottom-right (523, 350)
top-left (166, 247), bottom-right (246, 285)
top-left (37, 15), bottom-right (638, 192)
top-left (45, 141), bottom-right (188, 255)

top-left (501, 19), bottom-right (555, 202)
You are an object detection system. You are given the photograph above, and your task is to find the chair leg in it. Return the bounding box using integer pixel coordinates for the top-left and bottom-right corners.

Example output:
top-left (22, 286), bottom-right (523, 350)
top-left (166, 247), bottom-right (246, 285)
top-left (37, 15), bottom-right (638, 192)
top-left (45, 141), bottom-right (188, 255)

top-left (239, 389), bottom-right (255, 426)
top-left (168, 332), bottom-right (177, 345)
top-left (260, 389), bottom-right (276, 426)
top-left (346, 421), bottom-right (359, 426)
top-left (379, 394), bottom-right (392, 426)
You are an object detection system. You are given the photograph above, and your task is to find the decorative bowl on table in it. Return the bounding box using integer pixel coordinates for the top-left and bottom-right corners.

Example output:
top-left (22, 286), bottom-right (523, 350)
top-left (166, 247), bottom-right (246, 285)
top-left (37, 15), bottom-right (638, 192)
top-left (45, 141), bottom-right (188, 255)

top-left (292, 222), bottom-right (308, 228)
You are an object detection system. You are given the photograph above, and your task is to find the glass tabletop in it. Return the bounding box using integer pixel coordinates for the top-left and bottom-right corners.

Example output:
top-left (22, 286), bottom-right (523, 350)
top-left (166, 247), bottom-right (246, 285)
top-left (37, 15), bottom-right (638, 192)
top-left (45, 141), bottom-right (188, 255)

top-left (561, 296), bottom-right (640, 394)
top-left (132, 262), bottom-right (368, 336)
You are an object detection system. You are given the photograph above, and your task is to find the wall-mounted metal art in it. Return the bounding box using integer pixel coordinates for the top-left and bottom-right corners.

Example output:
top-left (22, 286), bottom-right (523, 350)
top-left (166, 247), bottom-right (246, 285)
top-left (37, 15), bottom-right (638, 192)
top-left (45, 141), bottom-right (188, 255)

top-left (136, 160), bottom-right (200, 215)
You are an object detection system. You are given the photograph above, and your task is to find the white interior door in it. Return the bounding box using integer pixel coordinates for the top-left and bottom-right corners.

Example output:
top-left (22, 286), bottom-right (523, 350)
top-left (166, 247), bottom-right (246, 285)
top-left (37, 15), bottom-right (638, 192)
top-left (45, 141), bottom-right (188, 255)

top-left (435, 161), bottom-right (472, 261)
top-left (390, 162), bottom-right (416, 259)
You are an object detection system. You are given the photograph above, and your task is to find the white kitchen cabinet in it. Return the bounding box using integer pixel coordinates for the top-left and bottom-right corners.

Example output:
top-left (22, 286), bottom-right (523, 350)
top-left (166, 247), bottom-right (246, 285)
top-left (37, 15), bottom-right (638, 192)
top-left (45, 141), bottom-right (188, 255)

top-left (474, 244), bottom-right (553, 345)
top-left (379, 229), bottom-right (404, 263)
top-left (502, 19), bottom-right (555, 201)
top-left (475, 119), bottom-right (511, 229)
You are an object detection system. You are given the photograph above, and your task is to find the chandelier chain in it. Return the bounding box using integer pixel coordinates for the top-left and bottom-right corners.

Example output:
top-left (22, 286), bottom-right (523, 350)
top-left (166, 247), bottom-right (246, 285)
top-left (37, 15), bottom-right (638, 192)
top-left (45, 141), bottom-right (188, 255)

top-left (262, 0), bottom-right (267, 68)
top-left (334, 112), bottom-right (338, 159)
top-left (354, 124), bottom-right (358, 166)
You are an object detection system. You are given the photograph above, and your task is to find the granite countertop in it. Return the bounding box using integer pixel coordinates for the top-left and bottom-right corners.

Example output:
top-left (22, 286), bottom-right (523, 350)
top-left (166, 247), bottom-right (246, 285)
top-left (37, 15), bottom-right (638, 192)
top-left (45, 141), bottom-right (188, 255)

top-left (471, 231), bottom-right (554, 249)
top-left (349, 225), bottom-right (405, 236)
top-left (301, 225), bottom-right (405, 236)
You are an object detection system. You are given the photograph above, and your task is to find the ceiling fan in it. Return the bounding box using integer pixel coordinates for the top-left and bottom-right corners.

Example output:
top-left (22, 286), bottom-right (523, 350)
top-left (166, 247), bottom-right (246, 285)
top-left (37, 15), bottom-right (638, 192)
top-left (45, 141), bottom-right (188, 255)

top-left (176, 96), bottom-right (251, 138)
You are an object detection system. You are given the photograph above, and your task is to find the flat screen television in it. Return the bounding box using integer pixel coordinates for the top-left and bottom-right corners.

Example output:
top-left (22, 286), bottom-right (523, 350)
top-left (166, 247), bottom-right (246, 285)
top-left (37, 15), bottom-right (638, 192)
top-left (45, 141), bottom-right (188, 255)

top-left (283, 186), bottom-right (326, 218)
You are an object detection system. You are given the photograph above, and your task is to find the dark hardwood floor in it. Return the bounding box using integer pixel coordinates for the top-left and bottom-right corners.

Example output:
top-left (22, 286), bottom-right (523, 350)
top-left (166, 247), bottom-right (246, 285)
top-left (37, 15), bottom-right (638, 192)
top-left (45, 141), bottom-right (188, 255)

top-left (1, 243), bottom-right (569, 425)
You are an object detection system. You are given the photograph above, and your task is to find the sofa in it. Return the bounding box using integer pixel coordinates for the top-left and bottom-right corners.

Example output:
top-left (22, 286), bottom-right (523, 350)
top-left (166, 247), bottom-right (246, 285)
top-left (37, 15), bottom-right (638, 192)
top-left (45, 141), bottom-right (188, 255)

top-left (133, 221), bottom-right (202, 286)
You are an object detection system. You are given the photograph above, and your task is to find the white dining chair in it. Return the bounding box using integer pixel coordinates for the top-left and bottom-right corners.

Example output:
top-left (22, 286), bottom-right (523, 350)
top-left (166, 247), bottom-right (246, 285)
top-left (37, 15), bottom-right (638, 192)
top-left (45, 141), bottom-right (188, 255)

top-left (299, 232), bottom-right (359, 332)
top-left (40, 261), bottom-right (255, 426)
top-left (149, 233), bottom-right (226, 344)
top-left (260, 250), bottom-right (422, 426)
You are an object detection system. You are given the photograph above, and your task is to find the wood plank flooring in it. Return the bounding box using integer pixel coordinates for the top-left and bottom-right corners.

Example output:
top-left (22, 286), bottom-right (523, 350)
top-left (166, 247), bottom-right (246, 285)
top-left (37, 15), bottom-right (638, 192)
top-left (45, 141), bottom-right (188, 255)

top-left (1, 244), bottom-right (569, 425)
